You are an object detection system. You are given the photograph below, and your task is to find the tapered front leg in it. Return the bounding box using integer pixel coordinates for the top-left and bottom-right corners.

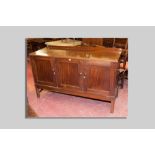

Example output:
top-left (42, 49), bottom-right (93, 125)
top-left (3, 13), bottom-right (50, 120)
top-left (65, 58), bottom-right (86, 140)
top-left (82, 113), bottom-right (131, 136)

top-left (110, 99), bottom-right (115, 113)
top-left (35, 86), bottom-right (40, 98)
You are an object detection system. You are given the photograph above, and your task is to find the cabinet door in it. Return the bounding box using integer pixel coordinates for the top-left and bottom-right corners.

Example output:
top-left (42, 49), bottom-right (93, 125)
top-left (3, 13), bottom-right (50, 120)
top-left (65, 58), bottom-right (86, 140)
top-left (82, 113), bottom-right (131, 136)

top-left (56, 58), bottom-right (83, 91)
top-left (84, 61), bottom-right (112, 95)
top-left (31, 56), bottom-right (57, 87)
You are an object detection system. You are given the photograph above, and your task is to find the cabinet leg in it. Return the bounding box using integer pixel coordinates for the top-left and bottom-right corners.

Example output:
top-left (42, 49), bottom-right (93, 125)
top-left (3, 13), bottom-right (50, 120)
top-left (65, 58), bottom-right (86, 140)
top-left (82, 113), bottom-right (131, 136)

top-left (35, 87), bottom-right (40, 98)
top-left (110, 100), bottom-right (115, 113)
top-left (116, 87), bottom-right (118, 98)
top-left (121, 76), bottom-right (124, 89)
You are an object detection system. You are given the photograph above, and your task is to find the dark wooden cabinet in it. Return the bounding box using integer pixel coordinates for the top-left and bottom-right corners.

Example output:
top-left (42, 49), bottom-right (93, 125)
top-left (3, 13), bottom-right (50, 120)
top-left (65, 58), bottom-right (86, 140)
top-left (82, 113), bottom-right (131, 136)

top-left (30, 47), bottom-right (121, 113)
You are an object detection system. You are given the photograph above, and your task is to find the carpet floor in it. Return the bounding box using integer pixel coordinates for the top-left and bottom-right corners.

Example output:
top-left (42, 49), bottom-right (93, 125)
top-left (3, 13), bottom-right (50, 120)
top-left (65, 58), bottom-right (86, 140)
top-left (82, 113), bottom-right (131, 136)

top-left (27, 62), bottom-right (128, 117)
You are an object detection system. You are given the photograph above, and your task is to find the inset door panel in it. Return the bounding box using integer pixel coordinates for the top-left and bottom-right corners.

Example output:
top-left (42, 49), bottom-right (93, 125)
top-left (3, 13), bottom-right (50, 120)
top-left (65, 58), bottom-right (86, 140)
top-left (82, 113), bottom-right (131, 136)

top-left (56, 58), bottom-right (83, 91)
top-left (31, 57), bottom-right (57, 86)
top-left (59, 62), bottom-right (79, 86)
top-left (85, 64), bottom-right (111, 94)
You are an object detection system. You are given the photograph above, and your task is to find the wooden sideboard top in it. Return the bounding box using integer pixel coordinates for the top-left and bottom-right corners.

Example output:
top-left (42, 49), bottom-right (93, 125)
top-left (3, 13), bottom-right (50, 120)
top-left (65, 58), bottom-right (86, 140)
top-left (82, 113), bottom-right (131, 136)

top-left (30, 47), bottom-right (121, 62)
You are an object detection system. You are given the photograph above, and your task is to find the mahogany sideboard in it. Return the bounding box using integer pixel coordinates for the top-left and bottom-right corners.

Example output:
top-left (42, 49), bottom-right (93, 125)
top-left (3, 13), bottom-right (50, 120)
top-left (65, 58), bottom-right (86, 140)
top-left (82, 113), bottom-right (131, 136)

top-left (29, 46), bottom-right (121, 113)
